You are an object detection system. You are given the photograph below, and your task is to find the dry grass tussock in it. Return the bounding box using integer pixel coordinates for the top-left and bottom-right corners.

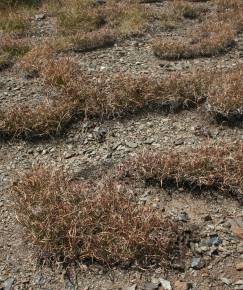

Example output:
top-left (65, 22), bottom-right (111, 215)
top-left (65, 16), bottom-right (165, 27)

top-left (207, 67), bottom-right (243, 125)
top-left (0, 10), bottom-right (30, 33)
top-left (56, 0), bottom-right (147, 37)
top-left (118, 143), bottom-right (243, 196)
top-left (2, 58), bottom-right (211, 138)
top-left (42, 58), bottom-right (210, 117)
top-left (0, 36), bottom-right (30, 69)
top-left (54, 28), bottom-right (117, 53)
top-left (0, 0), bottom-right (40, 9)
top-left (152, 19), bottom-right (236, 59)
top-left (0, 99), bottom-right (76, 138)
top-left (13, 168), bottom-right (182, 266)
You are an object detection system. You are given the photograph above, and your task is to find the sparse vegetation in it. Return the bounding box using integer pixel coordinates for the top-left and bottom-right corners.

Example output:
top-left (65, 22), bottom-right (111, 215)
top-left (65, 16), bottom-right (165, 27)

top-left (207, 67), bottom-right (243, 125)
top-left (41, 58), bottom-right (210, 116)
top-left (118, 143), bottom-right (243, 196)
top-left (1, 57), bottom-right (212, 139)
top-left (152, 20), bottom-right (236, 59)
top-left (0, 36), bottom-right (30, 69)
top-left (13, 168), bottom-right (183, 266)
top-left (68, 28), bottom-right (117, 52)
top-left (0, 99), bottom-right (76, 138)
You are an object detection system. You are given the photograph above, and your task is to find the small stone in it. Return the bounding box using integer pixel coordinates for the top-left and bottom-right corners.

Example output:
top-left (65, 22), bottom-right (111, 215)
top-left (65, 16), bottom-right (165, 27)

top-left (191, 257), bottom-right (205, 270)
top-left (174, 139), bottom-right (184, 146)
top-left (174, 280), bottom-right (192, 290)
top-left (220, 277), bottom-right (231, 285)
top-left (177, 211), bottom-right (190, 222)
top-left (3, 277), bottom-right (15, 290)
top-left (35, 14), bottom-right (46, 20)
top-left (204, 215), bottom-right (212, 221)
top-left (64, 152), bottom-right (76, 159)
top-left (235, 280), bottom-right (243, 285)
top-left (207, 234), bottom-right (223, 247)
top-left (236, 262), bottom-right (243, 270)
top-left (159, 278), bottom-right (172, 290)
top-left (144, 138), bottom-right (154, 145)
top-left (125, 141), bottom-right (138, 148)
top-left (127, 284), bottom-right (137, 290)
top-left (95, 0), bottom-right (106, 4)
top-left (144, 282), bottom-right (159, 290)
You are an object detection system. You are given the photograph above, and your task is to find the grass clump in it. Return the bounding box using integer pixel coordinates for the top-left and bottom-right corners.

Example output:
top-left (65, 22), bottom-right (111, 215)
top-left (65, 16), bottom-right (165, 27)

top-left (4, 57), bottom-right (211, 139)
top-left (13, 168), bottom-right (182, 266)
top-left (207, 68), bottom-right (243, 125)
top-left (68, 28), bottom-right (117, 52)
top-left (155, 0), bottom-right (208, 30)
top-left (0, 99), bottom-right (76, 138)
top-left (56, 0), bottom-right (147, 37)
top-left (0, 0), bottom-right (40, 9)
top-left (152, 20), bottom-right (236, 59)
top-left (0, 10), bottom-right (30, 33)
top-left (56, 0), bottom-right (105, 34)
top-left (42, 58), bottom-right (210, 117)
top-left (104, 2), bottom-right (147, 36)
top-left (0, 37), bottom-right (30, 70)
top-left (118, 143), bottom-right (243, 196)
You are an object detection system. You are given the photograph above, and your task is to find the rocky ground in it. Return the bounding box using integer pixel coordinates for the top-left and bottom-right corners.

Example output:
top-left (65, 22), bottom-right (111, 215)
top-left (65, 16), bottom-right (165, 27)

top-left (0, 1), bottom-right (243, 289)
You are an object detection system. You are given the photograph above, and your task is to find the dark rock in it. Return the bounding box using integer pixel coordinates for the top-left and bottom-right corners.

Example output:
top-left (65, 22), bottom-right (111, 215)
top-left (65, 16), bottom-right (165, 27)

top-left (204, 215), bottom-right (212, 222)
top-left (207, 234), bottom-right (223, 247)
top-left (174, 139), bottom-right (184, 146)
top-left (177, 211), bottom-right (190, 222)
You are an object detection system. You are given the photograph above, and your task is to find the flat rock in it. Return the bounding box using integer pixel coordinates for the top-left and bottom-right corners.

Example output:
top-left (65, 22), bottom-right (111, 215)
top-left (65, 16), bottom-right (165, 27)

top-left (236, 262), bottom-right (243, 270)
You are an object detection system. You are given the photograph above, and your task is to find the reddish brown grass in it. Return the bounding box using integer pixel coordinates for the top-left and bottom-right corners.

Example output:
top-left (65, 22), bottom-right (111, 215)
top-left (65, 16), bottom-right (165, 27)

top-left (2, 57), bottom-right (212, 138)
top-left (42, 58), bottom-right (211, 117)
top-left (0, 99), bottom-right (76, 138)
top-left (118, 143), bottom-right (243, 195)
top-left (0, 36), bottom-right (30, 69)
top-left (207, 67), bottom-right (243, 125)
top-left (13, 168), bottom-right (182, 266)
top-left (152, 20), bottom-right (236, 59)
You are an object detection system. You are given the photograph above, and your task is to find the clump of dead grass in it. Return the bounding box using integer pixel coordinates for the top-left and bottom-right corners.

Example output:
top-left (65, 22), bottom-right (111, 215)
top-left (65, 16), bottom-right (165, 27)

top-left (0, 10), bottom-right (30, 33)
top-left (207, 67), bottom-right (243, 125)
top-left (118, 143), bottom-right (243, 196)
top-left (68, 28), bottom-right (117, 52)
top-left (0, 99), bottom-right (76, 138)
top-left (55, 0), bottom-right (147, 37)
top-left (42, 58), bottom-right (211, 117)
top-left (13, 168), bottom-right (182, 266)
top-left (56, 0), bottom-right (105, 34)
top-left (152, 20), bottom-right (236, 59)
top-left (0, 0), bottom-right (40, 9)
top-left (2, 57), bottom-right (212, 139)
top-left (0, 36), bottom-right (30, 69)
top-left (17, 43), bottom-right (54, 73)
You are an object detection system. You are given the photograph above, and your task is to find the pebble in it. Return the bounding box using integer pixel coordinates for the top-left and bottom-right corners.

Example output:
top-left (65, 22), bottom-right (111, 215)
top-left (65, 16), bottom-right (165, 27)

top-left (220, 277), bottom-right (232, 285)
top-left (207, 234), bottom-right (223, 247)
top-left (236, 262), bottom-right (243, 270)
top-left (144, 282), bottom-right (159, 290)
top-left (125, 141), bottom-right (138, 148)
top-left (127, 284), bottom-right (137, 290)
top-left (35, 14), bottom-right (46, 20)
top-left (3, 277), bottom-right (15, 290)
top-left (191, 257), bottom-right (205, 270)
top-left (177, 211), bottom-right (190, 222)
top-left (174, 281), bottom-right (193, 290)
top-left (159, 278), bottom-right (172, 290)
